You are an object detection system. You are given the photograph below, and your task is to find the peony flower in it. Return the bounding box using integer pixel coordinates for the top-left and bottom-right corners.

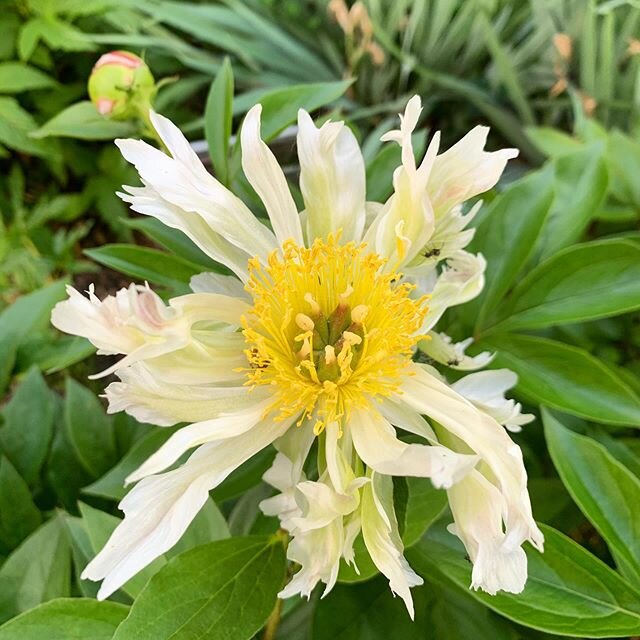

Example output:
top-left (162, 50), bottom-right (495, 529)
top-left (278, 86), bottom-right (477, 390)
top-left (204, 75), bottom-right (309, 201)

top-left (52, 96), bottom-right (542, 615)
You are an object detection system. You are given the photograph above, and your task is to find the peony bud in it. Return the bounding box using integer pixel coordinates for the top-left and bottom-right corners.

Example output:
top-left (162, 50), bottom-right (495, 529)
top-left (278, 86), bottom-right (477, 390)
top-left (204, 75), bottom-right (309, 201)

top-left (88, 51), bottom-right (155, 121)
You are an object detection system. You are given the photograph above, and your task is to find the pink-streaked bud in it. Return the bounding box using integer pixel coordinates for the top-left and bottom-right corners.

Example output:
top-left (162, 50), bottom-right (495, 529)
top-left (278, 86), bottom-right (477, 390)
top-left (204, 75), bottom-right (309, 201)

top-left (88, 51), bottom-right (155, 121)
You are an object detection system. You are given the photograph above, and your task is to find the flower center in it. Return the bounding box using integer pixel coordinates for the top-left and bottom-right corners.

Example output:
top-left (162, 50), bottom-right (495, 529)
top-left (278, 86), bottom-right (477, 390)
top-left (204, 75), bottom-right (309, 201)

top-left (242, 235), bottom-right (428, 434)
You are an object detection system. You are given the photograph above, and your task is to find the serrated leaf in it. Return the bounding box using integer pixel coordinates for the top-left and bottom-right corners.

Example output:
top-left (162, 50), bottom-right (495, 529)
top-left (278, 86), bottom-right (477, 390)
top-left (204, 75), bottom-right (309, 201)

top-left (479, 334), bottom-right (640, 426)
top-left (112, 535), bottom-right (286, 640)
top-left (544, 409), bottom-right (640, 586)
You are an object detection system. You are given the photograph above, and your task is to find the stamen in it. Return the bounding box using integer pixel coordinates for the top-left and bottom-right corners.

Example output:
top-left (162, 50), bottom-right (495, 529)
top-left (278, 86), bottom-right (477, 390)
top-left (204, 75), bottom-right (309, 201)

top-left (351, 304), bottom-right (369, 324)
top-left (304, 293), bottom-right (321, 316)
top-left (324, 345), bottom-right (336, 364)
top-left (296, 313), bottom-right (315, 332)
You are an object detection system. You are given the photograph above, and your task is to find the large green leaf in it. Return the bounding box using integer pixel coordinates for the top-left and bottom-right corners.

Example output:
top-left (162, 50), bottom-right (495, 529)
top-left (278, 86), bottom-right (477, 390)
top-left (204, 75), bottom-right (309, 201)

top-left (408, 523), bottom-right (640, 637)
top-left (258, 80), bottom-right (353, 142)
top-left (32, 102), bottom-right (135, 140)
top-left (85, 244), bottom-right (202, 291)
top-left (544, 410), bottom-right (640, 586)
top-left (0, 598), bottom-right (128, 640)
top-left (112, 535), bottom-right (286, 640)
top-left (494, 239), bottom-right (640, 330)
top-left (480, 333), bottom-right (640, 426)
top-left (0, 516), bottom-right (71, 623)
top-left (205, 57), bottom-right (233, 185)
top-left (64, 378), bottom-right (117, 478)
top-left (538, 143), bottom-right (608, 258)
top-left (0, 97), bottom-right (55, 158)
top-left (470, 167), bottom-right (554, 331)
top-left (0, 366), bottom-right (54, 485)
top-left (0, 456), bottom-right (41, 552)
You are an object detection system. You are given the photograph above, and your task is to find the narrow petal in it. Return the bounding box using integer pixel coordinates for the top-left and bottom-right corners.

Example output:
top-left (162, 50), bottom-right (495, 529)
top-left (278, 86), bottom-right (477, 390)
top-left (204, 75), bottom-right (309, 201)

top-left (297, 109), bottom-right (366, 243)
top-left (104, 363), bottom-right (258, 427)
top-left (361, 472), bottom-right (423, 619)
top-left (429, 125), bottom-right (518, 216)
top-left (350, 407), bottom-right (478, 489)
top-left (82, 415), bottom-right (291, 599)
top-left (125, 397), bottom-right (273, 483)
top-left (241, 105), bottom-right (303, 246)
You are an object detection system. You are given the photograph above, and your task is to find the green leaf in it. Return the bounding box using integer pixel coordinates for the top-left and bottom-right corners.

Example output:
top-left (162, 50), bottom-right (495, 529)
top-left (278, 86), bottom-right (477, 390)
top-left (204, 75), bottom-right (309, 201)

top-left (524, 126), bottom-right (583, 158)
top-left (0, 516), bottom-right (71, 623)
top-left (112, 535), bottom-right (286, 640)
top-left (408, 523), bottom-right (640, 638)
top-left (0, 598), bottom-right (128, 640)
top-left (0, 456), bottom-right (41, 551)
top-left (83, 428), bottom-right (178, 501)
top-left (538, 143), bottom-right (608, 258)
top-left (212, 445), bottom-right (276, 503)
top-left (84, 244), bottom-right (202, 291)
top-left (313, 575), bottom-right (430, 639)
top-left (64, 378), bottom-right (117, 478)
top-left (494, 239), bottom-right (640, 331)
top-left (0, 97), bottom-right (56, 157)
top-left (544, 409), bottom-right (640, 586)
top-left (258, 80), bottom-right (352, 142)
top-left (0, 62), bottom-right (55, 93)
top-left (480, 333), bottom-right (640, 426)
top-left (470, 167), bottom-right (554, 331)
top-left (0, 366), bottom-right (54, 485)
top-left (0, 281), bottom-right (66, 345)
top-left (124, 217), bottom-right (222, 272)
top-left (170, 498), bottom-right (230, 557)
top-left (32, 102), bottom-right (136, 140)
top-left (205, 57), bottom-right (233, 185)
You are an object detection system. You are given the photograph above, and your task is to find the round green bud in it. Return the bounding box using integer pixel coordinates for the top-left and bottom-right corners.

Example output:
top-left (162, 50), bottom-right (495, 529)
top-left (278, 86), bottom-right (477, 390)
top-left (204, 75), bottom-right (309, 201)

top-left (88, 51), bottom-right (155, 121)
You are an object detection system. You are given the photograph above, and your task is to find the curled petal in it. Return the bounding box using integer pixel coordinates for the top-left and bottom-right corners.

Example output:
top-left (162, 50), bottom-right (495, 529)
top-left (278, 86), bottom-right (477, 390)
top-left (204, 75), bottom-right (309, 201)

top-left (452, 369), bottom-right (534, 432)
top-left (82, 415), bottom-right (290, 599)
top-left (350, 407), bottom-right (478, 489)
top-left (361, 472), bottom-right (423, 619)
top-left (241, 105), bottom-right (303, 246)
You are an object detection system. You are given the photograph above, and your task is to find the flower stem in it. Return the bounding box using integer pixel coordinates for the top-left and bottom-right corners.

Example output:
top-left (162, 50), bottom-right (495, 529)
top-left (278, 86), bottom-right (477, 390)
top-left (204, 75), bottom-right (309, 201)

top-left (262, 596), bottom-right (283, 640)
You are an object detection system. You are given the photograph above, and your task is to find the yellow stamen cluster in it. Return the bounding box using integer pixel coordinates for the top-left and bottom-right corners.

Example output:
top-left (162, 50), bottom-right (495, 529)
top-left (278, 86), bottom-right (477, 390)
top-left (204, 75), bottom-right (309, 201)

top-left (242, 235), bottom-right (428, 435)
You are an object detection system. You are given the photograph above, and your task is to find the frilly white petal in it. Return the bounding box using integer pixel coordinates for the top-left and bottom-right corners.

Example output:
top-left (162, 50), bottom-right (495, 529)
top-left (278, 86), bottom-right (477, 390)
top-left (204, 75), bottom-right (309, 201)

top-left (452, 369), bottom-right (535, 432)
top-left (82, 415), bottom-right (289, 599)
top-left (189, 272), bottom-right (250, 301)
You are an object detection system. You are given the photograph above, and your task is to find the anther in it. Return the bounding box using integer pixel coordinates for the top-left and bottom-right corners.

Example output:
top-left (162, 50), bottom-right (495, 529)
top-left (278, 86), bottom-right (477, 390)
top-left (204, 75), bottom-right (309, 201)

top-left (351, 305), bottom-right (369, 324)
top-left (338, 285), bottom-right (354, 307)
top-left (304, 293), bottom-right (321, 316)
top-left (324, 345), bottom-right (336, 364)
top-left (296, 313), bottom-right (315, 332)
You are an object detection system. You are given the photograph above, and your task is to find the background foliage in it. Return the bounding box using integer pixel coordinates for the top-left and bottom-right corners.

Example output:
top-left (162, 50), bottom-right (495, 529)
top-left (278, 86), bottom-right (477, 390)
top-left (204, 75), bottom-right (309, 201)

top-left (0, 0), bottom-right (639, 638)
